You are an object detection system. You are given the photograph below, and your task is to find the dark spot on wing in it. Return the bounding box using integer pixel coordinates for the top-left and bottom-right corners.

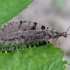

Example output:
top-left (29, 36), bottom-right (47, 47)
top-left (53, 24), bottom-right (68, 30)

top-left (2, 51), bottom-right (5, 53)
top-left (19, 21), bottom-right (23, 28)
top-left (52, 29), bottom-right (54, 30)
top-left (39, 41), bottom-right (42, 46)
top-left (38, 41), bottom-right (47, 46)
top-left (49, 35), bottom-right (53, 38)
top-left (2, 28), bottom-right (4, 31)
top-left (3, 25), bottom-right (6, 28)
top-left (36, 44), bottom-right (38, 47)
top-left (47, 27), bottom-right (49, 29)
top-left (4, 39), bottom-right (7, 41)
top-left (41, 25), bottom-right (45, 30)
top-left (31, 26), bottom-right (36, 30)
top-left (31, 22), bottom-right (38, 30)
top-left (48, 41), bottom-right (50, 43)
top-left (26, 44), bottom-right (29, 48)
top-left (9, 22), bottom-right (12, 25)
top-left (41, 41), bottom-right (46, 45)
top-left (20, 21), bottom-right (23, 25)
top-left (17, 46), bottom-right (21, 49)
top-left (34, 22), bottom-right (37, 26)
top-left (8, 38), bottom-right (15, 41)
top-left (1, 47), bottom-right (8, 53)
top-left (21, 35), bottom-right (25, 39)
top-left (23, 29), bottom-right (27, 31)
top-left (30, 43), bottom-right (34, 48)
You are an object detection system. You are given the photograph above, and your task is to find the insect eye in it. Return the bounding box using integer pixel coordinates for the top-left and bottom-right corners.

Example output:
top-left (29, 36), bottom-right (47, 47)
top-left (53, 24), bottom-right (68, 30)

top-left (34, 22), bottom-right (37, 26)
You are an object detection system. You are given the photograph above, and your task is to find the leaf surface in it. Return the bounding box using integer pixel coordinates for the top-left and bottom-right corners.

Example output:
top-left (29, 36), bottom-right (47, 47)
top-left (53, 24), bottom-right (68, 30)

top-left (0, 0), bottom-right (33, 25)
top-left (0, 44), bottom-right (68, 70)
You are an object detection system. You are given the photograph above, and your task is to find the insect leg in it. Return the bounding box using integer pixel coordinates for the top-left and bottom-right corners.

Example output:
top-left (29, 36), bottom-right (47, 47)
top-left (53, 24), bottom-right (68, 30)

top-left (56, 38), bottom-right (62, 47)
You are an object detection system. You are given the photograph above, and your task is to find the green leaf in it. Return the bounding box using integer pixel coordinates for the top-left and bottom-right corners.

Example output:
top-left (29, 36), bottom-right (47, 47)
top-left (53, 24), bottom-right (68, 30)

top-left (0, 0), bottom-right (33, 25)
top-left (0, 44), bottom-right (68, 70)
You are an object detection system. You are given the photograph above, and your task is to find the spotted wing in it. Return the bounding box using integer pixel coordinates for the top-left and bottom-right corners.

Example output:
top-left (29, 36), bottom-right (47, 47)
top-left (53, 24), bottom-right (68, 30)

top-left (0, 21), bottom-right (56, 53)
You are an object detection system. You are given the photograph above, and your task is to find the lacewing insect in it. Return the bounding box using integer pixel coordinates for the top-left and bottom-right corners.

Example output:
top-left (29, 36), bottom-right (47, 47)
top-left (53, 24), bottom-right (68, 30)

top-left (0, 21), bottom-right (70, 53)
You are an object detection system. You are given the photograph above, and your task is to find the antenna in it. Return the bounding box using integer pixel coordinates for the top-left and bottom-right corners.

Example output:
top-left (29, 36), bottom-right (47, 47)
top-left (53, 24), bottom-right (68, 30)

top-left (66, 26), bottom-right (70, 33)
